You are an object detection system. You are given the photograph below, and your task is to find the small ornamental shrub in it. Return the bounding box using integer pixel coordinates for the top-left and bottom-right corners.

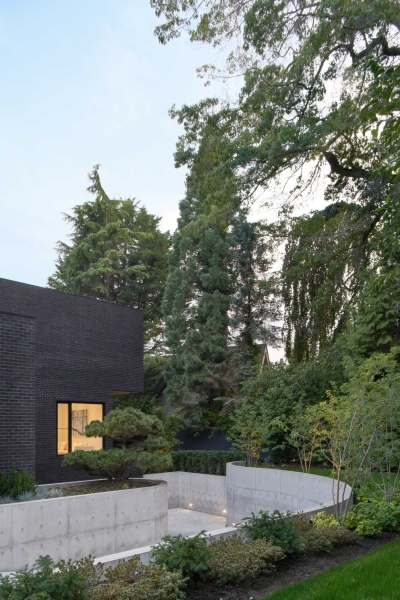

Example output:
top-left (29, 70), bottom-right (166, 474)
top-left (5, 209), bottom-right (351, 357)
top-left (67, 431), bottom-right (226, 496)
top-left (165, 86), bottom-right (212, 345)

top-left (239, 510), bottom-right (303, 554)
top-left (90, 557), bottom-right (186, 600)
top-left (311, 511), bottom-right (340, 528)
top-left (151, 532), bottom-right (212, 586)
top-left (207, 534), bottom-right (284, 585)
top-left (63, 408), bottom-right (172, 481)
top-left (0, 555), bottom-right (90, 600)
top-left (345, 501), bottom-right (400, 536)
top-left (0, 466), bottom-right (36, 500)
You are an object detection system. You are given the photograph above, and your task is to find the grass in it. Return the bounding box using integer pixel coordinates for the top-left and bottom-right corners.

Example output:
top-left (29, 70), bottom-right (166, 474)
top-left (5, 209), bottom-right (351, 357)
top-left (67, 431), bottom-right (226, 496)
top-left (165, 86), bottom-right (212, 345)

top-left (264, 539), bottom-right (400, 600)
top-left (281, 465), bottom-right (398, 488)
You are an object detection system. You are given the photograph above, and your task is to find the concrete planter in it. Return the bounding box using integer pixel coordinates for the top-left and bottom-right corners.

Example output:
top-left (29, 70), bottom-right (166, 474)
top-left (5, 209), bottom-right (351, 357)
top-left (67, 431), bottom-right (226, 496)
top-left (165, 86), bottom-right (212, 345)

top-left (0, 479), bottom-right (168, 572)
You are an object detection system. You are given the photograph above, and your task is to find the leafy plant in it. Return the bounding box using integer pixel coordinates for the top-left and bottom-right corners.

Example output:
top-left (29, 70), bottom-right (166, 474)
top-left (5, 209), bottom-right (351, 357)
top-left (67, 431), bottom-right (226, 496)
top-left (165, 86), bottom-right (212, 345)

top-left (89, 556), bottom-right (187, 600)
top-left (207, 534), bottom-right (284, 585)
top-left (292, 514), bottom-right (357, 553)
top-left (239, 510), bottom-right (303, 555)
top-left (169, 450), bottom-right (245, 475)
top-left (0, 555), bottom-right (90, 600)
top-left (345, 501), bottom-right (400, 536)
top-left (63, 407), bottom-right (172, 481)
top-left (0, 466), bottom-right (36, 499)
top-left (151, 532), bottom-right (212, 586)
top-left (311, 512), bottom-right (340, 529)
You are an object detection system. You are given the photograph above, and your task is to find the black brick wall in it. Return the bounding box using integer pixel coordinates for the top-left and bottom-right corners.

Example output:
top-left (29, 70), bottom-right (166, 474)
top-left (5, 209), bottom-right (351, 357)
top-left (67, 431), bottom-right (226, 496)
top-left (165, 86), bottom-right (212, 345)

top-left (0, 278), bottom-right (143, 484)
top-left (0, 312), bottom-right (36, 475)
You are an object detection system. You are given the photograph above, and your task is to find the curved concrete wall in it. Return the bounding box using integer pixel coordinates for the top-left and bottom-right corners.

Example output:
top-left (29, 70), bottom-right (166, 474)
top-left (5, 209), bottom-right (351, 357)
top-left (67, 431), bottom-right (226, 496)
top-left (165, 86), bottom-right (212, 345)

top-left (0, 480), bottom-right (167, 572)
top-left (143, 471), bottom-right (226, 516)
top-left (225, 462), bottom-right (352, 526)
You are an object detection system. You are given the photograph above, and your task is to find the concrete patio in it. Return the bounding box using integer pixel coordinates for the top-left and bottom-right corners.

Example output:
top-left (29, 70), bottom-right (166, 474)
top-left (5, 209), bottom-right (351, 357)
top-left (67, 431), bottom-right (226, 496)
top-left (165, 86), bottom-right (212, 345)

top-left (167, 508), bottom-right (226, 537)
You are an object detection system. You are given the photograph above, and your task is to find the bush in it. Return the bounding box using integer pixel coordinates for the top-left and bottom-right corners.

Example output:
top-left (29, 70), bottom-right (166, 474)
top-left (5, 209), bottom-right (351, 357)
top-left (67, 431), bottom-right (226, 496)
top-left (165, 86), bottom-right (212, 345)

top-left (239, 510), bottom-right (303, 554)
top-left (151, 532), bottom-right (212, 586)
top-left (63, 408), bottom-right (172, 481)
top-left (0, 555), bottom-right (90, 600)
top-left (207, 534), bottom-right (284, 585)
top-left (292, 515), bottom-right (358, 553)
top-left (89, 557), bottom-right (186, 600)
top-left (345, 501), bottom-right (400, 536)
top-left (169, 450), bottom-right (246, 475)
top-left (0, 466), bottom-right (36, 500)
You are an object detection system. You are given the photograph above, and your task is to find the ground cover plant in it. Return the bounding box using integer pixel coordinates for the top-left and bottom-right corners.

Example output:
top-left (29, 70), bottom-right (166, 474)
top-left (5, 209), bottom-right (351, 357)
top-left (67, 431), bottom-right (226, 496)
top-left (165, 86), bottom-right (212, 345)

top-left (263, 538), bottom-right (400, 600)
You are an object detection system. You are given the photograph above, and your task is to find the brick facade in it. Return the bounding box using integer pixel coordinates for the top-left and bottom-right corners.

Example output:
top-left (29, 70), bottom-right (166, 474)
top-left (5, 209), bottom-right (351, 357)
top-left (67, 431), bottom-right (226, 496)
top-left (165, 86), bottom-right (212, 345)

top-left (0, 278), bottom-right (143, 484)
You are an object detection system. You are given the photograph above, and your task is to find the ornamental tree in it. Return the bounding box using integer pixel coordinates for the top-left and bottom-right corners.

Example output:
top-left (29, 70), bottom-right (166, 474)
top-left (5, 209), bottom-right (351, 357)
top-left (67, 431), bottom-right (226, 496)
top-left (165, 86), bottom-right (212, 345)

top-left (62, 408), bottom-right (172, 481)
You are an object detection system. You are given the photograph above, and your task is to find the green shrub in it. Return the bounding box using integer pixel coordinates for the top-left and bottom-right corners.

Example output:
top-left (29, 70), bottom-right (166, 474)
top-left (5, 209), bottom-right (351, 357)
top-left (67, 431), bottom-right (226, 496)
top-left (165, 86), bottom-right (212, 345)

top-left (311, 511), bottom-right (340, 528)
top-left (207, 534), bottom-right (284, 585)
top-left (90, 557), bottom-right (186, 600)
top-left (152, 532), bottom-right (212, 586)
top-left (0, 555), bottom-right (90, 600)
top-left (292, 514), bottom-right (358, 553)
top-left (345, 501), bottom-right (400, 536)
top-left (0, 466), bottom-right (36, 500)
top-left (239, 510), bottom-right (303, 554)
top-left (169, 450), bottom-right (245, 475)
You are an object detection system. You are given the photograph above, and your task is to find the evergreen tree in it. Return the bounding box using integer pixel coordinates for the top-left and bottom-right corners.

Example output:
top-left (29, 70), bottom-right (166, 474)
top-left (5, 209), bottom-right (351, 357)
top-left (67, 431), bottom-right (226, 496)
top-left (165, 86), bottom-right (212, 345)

top-left (230, 218), bottom-right (280, 361)
top-left (48, 166), bottom-right (170, 352)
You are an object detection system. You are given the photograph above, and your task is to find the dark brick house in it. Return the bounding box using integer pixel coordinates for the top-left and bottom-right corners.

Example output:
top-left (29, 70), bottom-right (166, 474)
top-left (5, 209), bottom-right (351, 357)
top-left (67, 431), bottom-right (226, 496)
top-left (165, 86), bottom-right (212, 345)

top-left (0, 278), bottom-right (143, 484)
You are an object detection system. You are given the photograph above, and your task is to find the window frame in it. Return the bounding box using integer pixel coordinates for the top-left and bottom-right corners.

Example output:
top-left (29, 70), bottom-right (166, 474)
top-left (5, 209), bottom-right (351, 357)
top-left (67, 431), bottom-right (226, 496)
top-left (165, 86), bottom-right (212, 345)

top-left (56, 401), bottom-right (105, 456)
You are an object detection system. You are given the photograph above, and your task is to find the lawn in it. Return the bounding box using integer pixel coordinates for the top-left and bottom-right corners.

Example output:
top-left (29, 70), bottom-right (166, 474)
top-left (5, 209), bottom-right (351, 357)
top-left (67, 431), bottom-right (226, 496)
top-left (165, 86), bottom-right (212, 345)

top-left (264, 539), bottom-right (400, 600)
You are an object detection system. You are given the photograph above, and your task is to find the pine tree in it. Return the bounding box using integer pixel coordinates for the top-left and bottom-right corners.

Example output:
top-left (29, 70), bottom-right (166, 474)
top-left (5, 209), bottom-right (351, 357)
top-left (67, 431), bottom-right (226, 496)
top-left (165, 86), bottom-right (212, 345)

top-left (230, 218), bottom-right (280, 362)
top-left (48, 166), bottom-right (170, 352)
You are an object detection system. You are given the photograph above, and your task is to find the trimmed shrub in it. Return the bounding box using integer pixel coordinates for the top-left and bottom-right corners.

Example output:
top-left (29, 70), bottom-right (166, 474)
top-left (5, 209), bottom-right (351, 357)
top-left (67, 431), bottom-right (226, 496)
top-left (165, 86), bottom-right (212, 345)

top-left (0, 555), bottom-right (90, 600)
top-left (239, 510), bottom-right (303, 554)
top-left (345, 501), bottom-right (400, 536)
top-left (207, 534), bottom-right (284, 585)
top-left (311, 511), bottom-right (340, 528)
top-left (169, 450), bottom-right (245, 475)
top-left (152, 532), bottom-right (212, 586)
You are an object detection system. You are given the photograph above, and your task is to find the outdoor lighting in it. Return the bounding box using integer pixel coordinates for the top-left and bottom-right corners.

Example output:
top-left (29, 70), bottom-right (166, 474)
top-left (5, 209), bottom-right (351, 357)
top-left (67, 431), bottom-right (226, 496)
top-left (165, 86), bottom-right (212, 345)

top-left (232, 523), bottom-right (236, 526)
top-left (189, 503), bottom-right (193, 507)
top-left (222, 509), bottom-right (226, 514)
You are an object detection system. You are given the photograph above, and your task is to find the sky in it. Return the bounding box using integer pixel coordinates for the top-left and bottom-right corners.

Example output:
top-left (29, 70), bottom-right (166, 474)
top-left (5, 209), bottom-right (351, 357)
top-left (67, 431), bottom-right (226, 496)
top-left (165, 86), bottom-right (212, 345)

top-left (0, 0), bottom-right (225, 286)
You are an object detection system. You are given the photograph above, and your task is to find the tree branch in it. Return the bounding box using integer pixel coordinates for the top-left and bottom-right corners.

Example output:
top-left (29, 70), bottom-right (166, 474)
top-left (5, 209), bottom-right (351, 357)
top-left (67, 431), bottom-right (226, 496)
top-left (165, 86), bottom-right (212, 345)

top-left (323, 151), bottom-right (372, 180)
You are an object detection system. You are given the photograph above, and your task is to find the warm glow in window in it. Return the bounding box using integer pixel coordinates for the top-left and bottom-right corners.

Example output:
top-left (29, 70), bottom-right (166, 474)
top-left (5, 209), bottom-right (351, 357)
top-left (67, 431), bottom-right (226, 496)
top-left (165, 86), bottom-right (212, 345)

top-left (57, 403), bottom-right (104, 455)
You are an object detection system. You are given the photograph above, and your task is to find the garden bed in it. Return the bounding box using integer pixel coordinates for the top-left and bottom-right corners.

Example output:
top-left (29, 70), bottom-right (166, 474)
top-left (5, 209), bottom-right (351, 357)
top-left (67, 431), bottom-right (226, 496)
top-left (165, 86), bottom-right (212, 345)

top-left (186, 530), bottom-right (400, 600)
top-left (51, 479), bottom-right (155, 497)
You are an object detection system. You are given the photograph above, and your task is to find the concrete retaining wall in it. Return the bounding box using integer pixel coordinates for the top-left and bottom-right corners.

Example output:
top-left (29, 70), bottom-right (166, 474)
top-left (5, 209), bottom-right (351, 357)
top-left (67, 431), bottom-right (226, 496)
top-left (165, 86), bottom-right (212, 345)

top-left (0, 480), bottom-right (168, 572)
top-left (225, 462), bottom-right (352, 526)
top-left (143, 471), bottom-right (226, 516)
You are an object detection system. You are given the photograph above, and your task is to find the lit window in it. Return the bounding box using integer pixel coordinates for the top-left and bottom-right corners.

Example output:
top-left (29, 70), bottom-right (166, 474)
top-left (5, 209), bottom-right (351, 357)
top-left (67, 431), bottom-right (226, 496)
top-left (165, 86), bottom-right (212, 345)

top-left (57, 403), bottom-right (104, 455)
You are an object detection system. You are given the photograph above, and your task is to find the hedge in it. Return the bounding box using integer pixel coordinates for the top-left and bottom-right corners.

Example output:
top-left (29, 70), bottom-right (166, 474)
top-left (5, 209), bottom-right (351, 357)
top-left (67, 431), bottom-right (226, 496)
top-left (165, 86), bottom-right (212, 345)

top-left (169, 450), bottom-right (246, 475)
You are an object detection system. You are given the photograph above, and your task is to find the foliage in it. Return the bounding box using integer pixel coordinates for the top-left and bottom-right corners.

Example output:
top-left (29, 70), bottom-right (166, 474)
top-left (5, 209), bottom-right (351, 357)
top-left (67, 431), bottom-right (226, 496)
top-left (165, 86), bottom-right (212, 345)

top-left (345, 501), bottom-right (400, 536)
top-left (169, 449), bottom-right (246, 475)
top-left (207, 534), bottom-right (284, 586)
top-left (292, 514), bottom-right (357, 554)
top-left (229, 218), bottom-right (281, 360)
top-left (0, 466), bottom-right (36, 500)
top-left (151, 532), bottom-right (212, 586)
top-left (239, 510), bottom-right (303, 555)
top-left (63, 408), bottom-right (172, 481)
top-left (0, 555), bottom-right (90, 600)
top-left (226, 401), bottom-right (267, 466)
top-left (48, 166), bottom-right (170, 353)
top-left (89, 556), bottom-right (187, 600)
top-left (302, 349), bottom-right (400, 518)
top-left (228, 351), bottom-right (345, 464)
